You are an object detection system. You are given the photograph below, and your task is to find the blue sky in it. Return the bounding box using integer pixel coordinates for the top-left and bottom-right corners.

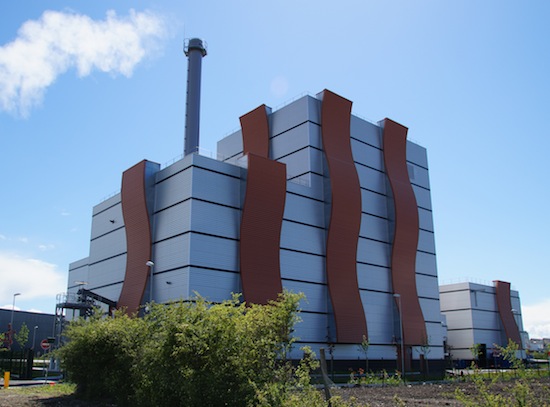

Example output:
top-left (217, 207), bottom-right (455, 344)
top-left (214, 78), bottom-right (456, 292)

top-left (1, 1), bottom-right (549, 338)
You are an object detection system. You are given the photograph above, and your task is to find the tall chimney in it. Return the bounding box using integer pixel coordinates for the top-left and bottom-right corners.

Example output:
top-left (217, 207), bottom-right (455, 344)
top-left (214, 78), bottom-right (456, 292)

top-left (183, 38), bottom-right (207, 156)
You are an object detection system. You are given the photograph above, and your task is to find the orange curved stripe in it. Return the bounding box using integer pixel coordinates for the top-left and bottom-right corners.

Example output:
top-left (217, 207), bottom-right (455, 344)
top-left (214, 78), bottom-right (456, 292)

top-left (382, 118), bottom-right (427, 346)
top-left (494, 280), bottom-right (522, 346)
top-left (321, 90), bottom-right (367, 343)
top-left (239, 106), bottom-right (286, 304)
top-left (118, 160), bottom-right (152, 314)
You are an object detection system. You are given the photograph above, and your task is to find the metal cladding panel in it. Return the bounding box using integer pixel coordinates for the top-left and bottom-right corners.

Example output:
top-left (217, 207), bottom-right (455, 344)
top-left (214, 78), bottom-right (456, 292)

top-left (92, 193), bottom-right (121, 216)
top-left (417, 230), bottom-right (436, 254)
top-left (284, 193), bottom-right (325, 228)
top-left (408, 163), bottom-right (430, 190)
top-left (350, 115), bottom-right (382, 148)
top-left (278, 147), bottom-right (325, 179)
top-left (153, 268), bottom-right (190, 303)
top-left (89, 284), bottom-right (123, 307)
top-left (240, 154), bottom-right (286, 304)
top-left (271, 122), bottom-right (322, 160)
top-left (356, 165), bottom-right (388, 195)
top-left (360, 291), bottom-right (395, 343)
top-left (89, 227), bottom-right (127, 263)
top-left (217, 130), bottom-right (243, 160)
top-left (415, 251), bottom-right (438, 276)
top-left (154, 200), bottom-right (192, 242)
top-left (287, 173), bottom-right (325, 201)
top-left (190, 233), bottom-right (239, 271)
top-left (351, 138), bottom-right (384, 171)
top-left (361, 189), bottom-right (389, 219)
top-left (356, 238), bottom-right (391, 267)
top-left (471, 309), bottom-right (501, 329)
top-left (357, 263), bottom-right (392, 292)
top-left (191, 168), bottom-right (242, 208)
top-left (439, 289), bottom-right (472, 312)
top-left (382, 118), bottom-right (427, 346)
top-left (281, 221), bottom-right (325, 255)
top-left (320, 89), bottom-right (367, 343)
top-left (155, 170), bottom-right (193, 210)
top-left (412, 185), bottom-right (432, 210)
top-left (280, 250), bottom-right (326, 284)
top-left (494, 280), bottom-right (522, 345)
top-left (292, 312), bottom-right (329, 343)
top-left (88, 255), bottom-right (127, 288)
top-left (473, 290), bottom-right (499, 311)
top-left (270, 95), bottom-right (321, 136)
top-left (443, 309), bottom-right (475, 329)
top-left (239, 103), bottom-right (287, 305)
top-left (359, 213), bottom-right (391, 243)
top-left (282, 280), bottom-right (328, 313)
top-left (240, 105), bottom-right (270, 157)
top-left (415, 274), bottom-right (440, 299)
top-left (190, 200), bottom-right (241, 240)
top-left (69, 257), bottom-right (89, 270)
top-left (154, 235), bottom-right (190, 271)
top-left (406, 141), bottom-right (428, 168)
top-left (68, 263), bottom-right (89, 287)
top-left (418, 297), bottom-right (442, 323)
top-left (91, 203), bottom-right (123, 240)
top-left (189, 268), bottom-right (240, 303)
top-left (418, 208), bottom-right (434, 232)
top-left (118, 160), bottom-right (155, 314)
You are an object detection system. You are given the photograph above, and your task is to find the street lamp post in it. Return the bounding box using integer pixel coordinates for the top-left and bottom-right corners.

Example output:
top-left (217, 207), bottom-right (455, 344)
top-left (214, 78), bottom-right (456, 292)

top-left (393, 293), bottom-right (405, 382)
top-left (32, 326), bottom-right (39, 350)
top-left (9, 293), bottom-right (21, 349)
top-left (146, 261), bottom-right (155, 303)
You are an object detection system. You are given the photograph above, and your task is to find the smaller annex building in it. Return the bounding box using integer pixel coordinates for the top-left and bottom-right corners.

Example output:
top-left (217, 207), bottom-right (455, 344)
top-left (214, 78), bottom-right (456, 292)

top-left (439, 281), bottom-right (526, 366)
top-left (66, 90), bottom-right (447, 373)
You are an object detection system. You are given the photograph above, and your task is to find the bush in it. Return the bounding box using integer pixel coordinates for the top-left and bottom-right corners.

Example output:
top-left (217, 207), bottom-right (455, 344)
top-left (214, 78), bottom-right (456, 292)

top-left (59, 291), bottom-right (309, 407)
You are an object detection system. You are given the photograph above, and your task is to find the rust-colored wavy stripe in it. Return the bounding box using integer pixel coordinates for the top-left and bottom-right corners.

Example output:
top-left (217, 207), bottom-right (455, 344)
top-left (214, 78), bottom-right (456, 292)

top-left (118, 160), bottom-right (152, 315)
top-left (239, 107), bottom-right (286, 305)
top-left (494, 280), bottom-right (522, 346)
top-left (382, 118), bottom-right (427, 346)
top-left (321, 90), bottom-right (367, 343)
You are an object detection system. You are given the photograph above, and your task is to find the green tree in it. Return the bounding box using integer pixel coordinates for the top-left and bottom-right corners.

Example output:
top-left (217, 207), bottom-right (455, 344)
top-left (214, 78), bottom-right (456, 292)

top-left (357, 335), bottom-right (369, 372)
top-left (14, 322), bottom-right (29, 349)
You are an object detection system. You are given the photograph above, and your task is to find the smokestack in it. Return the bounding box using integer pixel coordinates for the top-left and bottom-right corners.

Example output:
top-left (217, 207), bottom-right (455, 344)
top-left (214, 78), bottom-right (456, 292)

top-left (183, 38), bottom-right (207, 156)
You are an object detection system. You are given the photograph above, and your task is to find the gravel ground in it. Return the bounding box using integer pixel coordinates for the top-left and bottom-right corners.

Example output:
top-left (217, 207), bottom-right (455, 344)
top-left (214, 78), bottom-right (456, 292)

top-left (1, 377), bottom-right (549, 406)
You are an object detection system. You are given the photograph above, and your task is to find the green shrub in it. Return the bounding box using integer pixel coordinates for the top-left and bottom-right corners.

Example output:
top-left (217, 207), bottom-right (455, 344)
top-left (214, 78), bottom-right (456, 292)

top-left (59, 291), bottom-right (307, 407)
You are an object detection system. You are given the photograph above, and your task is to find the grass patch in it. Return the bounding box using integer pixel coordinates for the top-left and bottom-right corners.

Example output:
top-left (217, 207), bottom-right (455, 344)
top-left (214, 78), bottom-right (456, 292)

top-left (14, 382), bottom-right (76, 397)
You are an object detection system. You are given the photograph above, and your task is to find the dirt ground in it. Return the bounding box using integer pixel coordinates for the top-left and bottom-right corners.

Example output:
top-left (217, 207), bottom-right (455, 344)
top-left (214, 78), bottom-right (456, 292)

top-left (1, 377), bottom-right (549, 406)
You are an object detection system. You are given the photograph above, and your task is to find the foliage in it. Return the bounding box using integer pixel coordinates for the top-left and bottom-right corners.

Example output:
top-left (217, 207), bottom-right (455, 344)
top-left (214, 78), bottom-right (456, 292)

top-left (57, 308), bottom-right (146, 404)
top-left (60, 291), bottom-right (337, 407)
top-left (496, 339), bottom-right (524, 370)
top-left (349, 369), bottom-right (401, 386)
top-left (454, 340), bottom-right (550, 407)
top-left (14, 322), bottom-right (29, 349)
top-left (357, 335), bottom-right (369, 372)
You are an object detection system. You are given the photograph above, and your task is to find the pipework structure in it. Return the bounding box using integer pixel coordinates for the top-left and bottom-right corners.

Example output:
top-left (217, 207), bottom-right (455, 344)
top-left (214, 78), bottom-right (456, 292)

top-left (183, 38), bottom-right (207, 156)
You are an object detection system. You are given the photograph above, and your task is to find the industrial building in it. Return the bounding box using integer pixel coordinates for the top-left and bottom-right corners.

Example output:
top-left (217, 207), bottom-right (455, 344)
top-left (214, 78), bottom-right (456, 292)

top-left (439, 281), bottom-right (526, 365)
top-left (63, 38), bottom-right (449, 372)
top-left (65, 89), bottom-right (448, 372)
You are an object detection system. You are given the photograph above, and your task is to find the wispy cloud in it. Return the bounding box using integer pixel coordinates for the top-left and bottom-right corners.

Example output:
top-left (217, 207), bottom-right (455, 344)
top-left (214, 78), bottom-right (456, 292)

top-left (522, 299), bottom-right (550, 339)
top-left (0, 252), bottom-right (66, 306)
top-left (0, 9), bottom-right (167, 116)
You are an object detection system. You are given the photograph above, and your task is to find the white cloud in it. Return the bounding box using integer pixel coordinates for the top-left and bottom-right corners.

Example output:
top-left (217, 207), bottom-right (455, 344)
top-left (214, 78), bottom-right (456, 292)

top-left (0, 252), bottom-right (66, 307)
top-left (38, 244), bottom-right (56, 251)
top-left (522, 299), bottom-right (550, 339)
top-left (0, 9), bottom-right (167, 116)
